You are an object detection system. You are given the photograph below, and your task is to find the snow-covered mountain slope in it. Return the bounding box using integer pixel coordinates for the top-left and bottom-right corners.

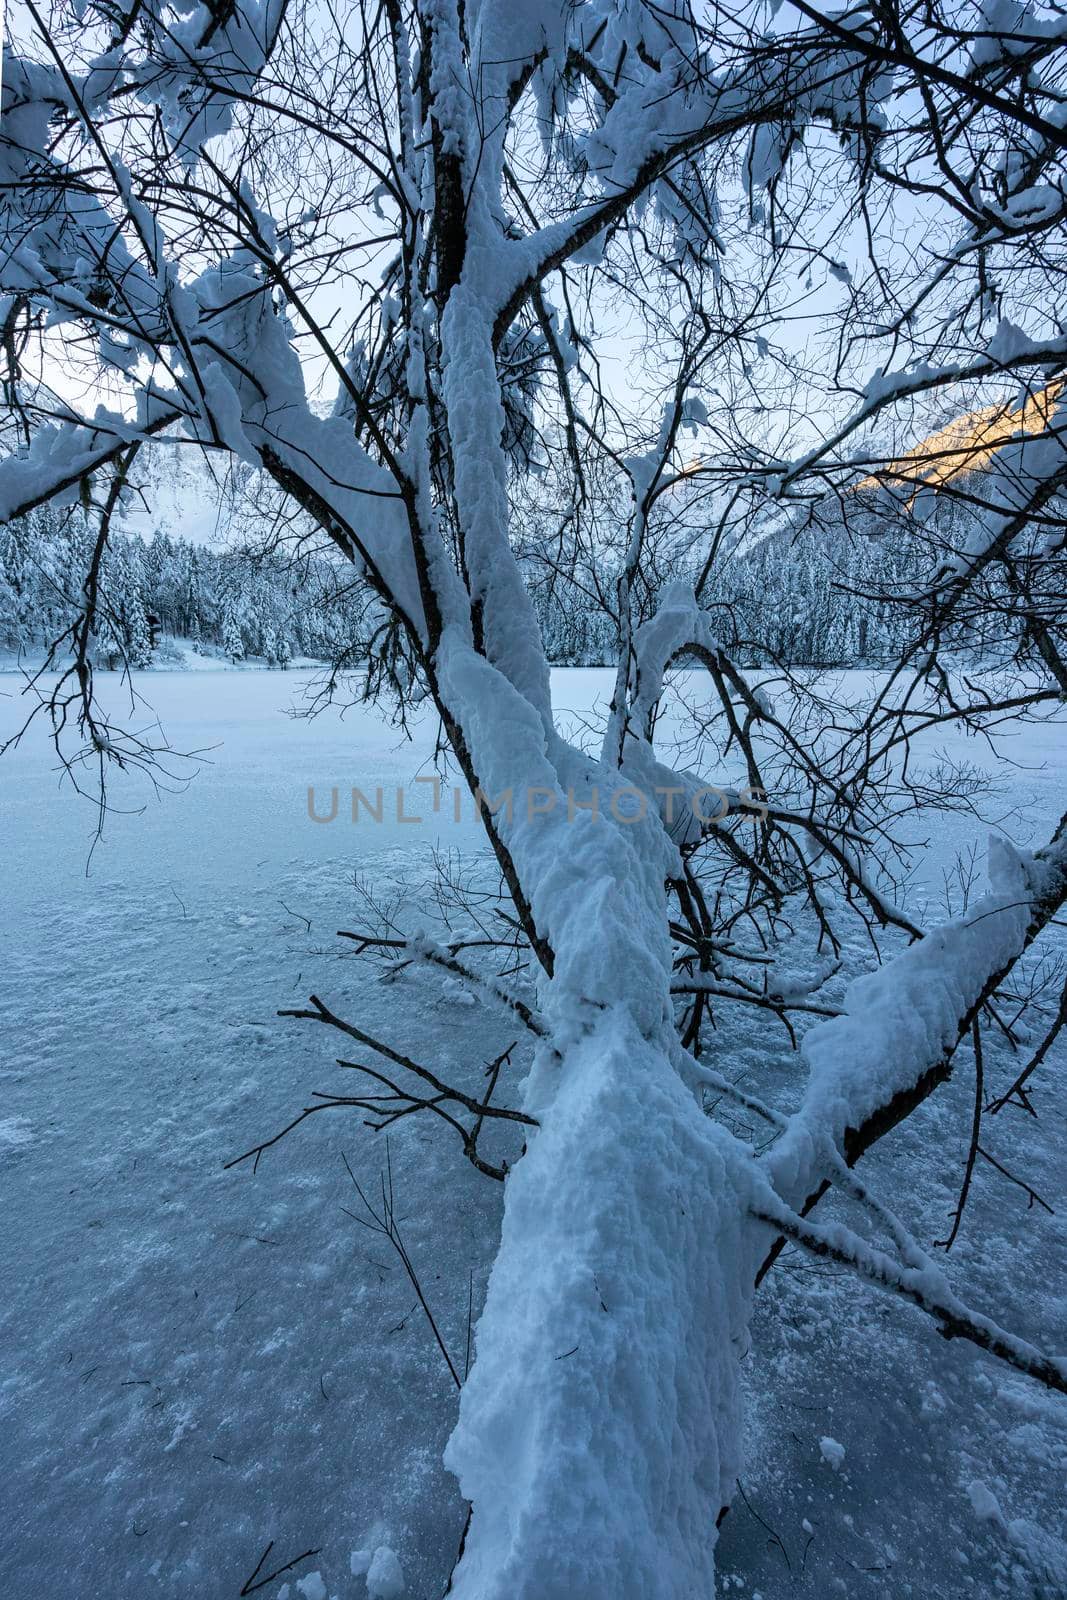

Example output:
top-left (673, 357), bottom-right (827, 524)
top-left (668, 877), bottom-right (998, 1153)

top-left (117, 436), bottom-right (234, 548)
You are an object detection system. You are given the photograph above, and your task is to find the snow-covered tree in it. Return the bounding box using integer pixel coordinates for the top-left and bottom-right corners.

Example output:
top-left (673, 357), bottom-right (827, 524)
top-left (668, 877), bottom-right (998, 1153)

top-left (0, 516), bottom-right (30, 645)
top-left (221, 593), bottom-right (245, 663)
top-left (123, 581), bottom-right (154, 668)
top-left (2, 2), bottom-right (1067, 1594)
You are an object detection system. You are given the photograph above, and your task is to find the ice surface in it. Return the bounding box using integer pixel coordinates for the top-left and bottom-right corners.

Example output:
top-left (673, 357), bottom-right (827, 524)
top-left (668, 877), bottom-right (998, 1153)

top-left (0, 667), bottom-right (1064, 1598)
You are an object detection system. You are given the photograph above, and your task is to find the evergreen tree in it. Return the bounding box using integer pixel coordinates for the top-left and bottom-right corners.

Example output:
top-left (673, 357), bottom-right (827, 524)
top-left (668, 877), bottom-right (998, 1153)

top-left (221, 593), bottom-right (245, 661)
top-left (125, 587), bottom-right (154, 668)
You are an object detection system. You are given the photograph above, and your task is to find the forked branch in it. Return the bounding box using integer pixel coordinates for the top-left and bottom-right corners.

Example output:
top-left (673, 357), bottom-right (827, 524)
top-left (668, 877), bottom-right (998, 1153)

top-left (224, 996), bottom-right (535, 1181)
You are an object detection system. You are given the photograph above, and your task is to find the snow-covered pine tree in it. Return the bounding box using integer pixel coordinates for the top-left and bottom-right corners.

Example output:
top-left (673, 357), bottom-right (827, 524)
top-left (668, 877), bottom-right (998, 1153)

top-left (221, 594), bottom-right (245, 663)
top-left (0, 518), bottom-right (27, 646)
top-left (124, 584), bottom-right (154, 668)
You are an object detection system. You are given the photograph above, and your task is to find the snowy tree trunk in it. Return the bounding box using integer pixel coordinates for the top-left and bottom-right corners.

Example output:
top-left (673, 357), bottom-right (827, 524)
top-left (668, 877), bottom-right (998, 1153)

top-left (431, 635), bottom-right (755, 1593)
top-left (446, 1007), bottom-right (751, 1598)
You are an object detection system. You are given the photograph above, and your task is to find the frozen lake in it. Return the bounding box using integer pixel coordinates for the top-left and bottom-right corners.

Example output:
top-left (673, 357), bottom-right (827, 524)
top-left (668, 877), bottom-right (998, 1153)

top-left (4, 664), bottom-right (1063, 904)
top-left (1, 666), bottom-right (1065, 1598)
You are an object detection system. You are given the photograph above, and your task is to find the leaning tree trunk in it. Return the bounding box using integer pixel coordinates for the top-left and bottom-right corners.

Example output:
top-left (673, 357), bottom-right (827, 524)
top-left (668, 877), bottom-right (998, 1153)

top-left (446, 1005), bottom-right (752, 1599)
top-left (426, 642), bottom-right (757, 1595)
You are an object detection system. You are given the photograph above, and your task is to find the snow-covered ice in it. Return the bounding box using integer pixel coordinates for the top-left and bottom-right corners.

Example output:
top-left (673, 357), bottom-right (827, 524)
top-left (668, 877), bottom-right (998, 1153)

top-left (1, 666), bottom-right (1065, 1598)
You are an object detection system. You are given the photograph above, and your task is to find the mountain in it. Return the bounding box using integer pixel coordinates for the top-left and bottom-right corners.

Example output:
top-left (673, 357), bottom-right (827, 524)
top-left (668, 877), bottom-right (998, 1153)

top-left (857, 380), bottom-right (1062, 496)
top-left (117, 436), bottom-right (234, 547)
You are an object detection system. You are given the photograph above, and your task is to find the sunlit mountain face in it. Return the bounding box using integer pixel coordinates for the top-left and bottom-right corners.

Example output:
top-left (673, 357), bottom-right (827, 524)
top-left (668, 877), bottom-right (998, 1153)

top-left (857, 381), bottom-right (1063, 496)
top-left (676, 381), bottom-right (1061, 506)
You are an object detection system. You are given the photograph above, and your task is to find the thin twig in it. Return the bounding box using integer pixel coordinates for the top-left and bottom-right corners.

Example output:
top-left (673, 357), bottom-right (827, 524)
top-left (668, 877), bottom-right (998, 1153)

top-left (341, 1147), bottom-right (462, 1389)
top-left (936, 1019), bottom-right (984, 1250)
top-left (239, 1540), bottom-right (321, 1596)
